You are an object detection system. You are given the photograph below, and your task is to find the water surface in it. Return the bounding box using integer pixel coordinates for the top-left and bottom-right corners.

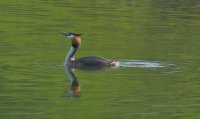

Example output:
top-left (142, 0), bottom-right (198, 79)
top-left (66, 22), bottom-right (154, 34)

top-left (0, 0), bottom-right (200, 119)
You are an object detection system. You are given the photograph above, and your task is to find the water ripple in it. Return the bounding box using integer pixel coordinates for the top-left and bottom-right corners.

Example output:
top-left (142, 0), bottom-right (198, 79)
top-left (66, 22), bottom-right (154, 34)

top-left (118, 60), bottom-right (171, 68)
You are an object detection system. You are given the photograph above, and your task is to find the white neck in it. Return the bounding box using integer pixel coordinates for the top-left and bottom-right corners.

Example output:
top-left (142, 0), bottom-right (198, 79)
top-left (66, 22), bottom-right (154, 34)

top-left (65, 47), bottom-right (76, 65)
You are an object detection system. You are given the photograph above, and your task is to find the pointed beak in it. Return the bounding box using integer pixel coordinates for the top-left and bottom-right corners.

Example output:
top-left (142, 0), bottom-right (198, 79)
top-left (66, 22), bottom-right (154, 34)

top-left (60, 32), bottom-right (70, 36)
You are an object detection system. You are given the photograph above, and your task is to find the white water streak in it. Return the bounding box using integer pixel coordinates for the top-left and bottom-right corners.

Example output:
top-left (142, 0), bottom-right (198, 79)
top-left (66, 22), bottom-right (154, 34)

top-left (118, 60), bottom-right (168, 68)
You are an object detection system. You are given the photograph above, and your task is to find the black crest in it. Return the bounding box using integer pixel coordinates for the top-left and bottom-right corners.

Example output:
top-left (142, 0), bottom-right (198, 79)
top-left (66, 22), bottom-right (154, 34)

top-left (61, 32), bottom-right (82, 37)
top-left (68, 33), bottom-right (82, 36)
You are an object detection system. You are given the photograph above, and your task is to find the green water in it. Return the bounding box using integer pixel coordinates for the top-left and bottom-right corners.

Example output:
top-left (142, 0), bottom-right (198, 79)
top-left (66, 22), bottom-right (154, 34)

top-left (0, 0), bottom-right (200, 119)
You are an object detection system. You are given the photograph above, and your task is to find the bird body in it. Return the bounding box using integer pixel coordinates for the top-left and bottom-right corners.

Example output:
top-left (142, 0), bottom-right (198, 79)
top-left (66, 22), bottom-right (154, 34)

top-left (62, 33), bottom-right (118, 69)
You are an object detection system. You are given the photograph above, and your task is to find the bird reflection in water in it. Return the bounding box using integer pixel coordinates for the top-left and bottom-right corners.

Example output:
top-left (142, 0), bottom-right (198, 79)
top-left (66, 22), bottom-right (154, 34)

top-left (65, 65), bottom-right (116, 97)
top-left (65, 65), bottom-right (81, 97)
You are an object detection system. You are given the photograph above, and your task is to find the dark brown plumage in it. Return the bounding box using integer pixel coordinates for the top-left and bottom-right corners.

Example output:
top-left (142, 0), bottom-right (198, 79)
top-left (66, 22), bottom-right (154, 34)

top-left (74, 56), bottom-right (116, 68)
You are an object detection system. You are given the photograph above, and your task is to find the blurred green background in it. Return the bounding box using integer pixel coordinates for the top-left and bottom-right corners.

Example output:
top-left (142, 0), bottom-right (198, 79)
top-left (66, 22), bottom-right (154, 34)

top-left (0, 0), bottom-right (200, 119)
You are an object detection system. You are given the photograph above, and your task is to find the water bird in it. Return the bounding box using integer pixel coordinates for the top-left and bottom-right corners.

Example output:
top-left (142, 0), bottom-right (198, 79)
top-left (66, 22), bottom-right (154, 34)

top-left (61, 32), bottom-right (118, 69)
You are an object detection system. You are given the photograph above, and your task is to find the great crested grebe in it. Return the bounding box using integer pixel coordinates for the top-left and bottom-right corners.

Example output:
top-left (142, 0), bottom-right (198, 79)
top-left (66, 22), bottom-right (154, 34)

top-left (61, 32), bottom-right (118, 68)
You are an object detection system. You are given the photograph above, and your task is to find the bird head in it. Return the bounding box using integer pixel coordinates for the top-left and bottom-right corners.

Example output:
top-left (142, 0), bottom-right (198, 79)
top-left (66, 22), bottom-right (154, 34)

top-left (61, 32), bottom-right (81, 48)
